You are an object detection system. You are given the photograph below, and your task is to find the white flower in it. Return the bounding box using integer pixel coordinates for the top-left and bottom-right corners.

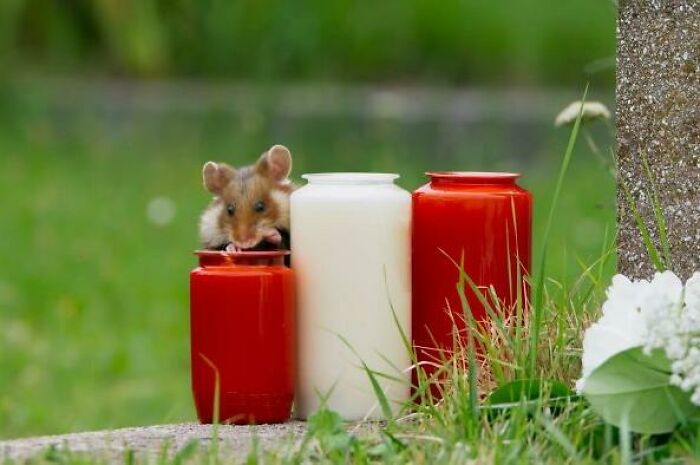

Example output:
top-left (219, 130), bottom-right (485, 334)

top-left (684, 273), bottom-right (700, 316)
top-left (554, 101), bottom-right (611, 127)
top-left (577, 274), bottom-right (648, 391)
top-left (664, 273), bottom-right (700, 405)
top-left (642, 271), bottom-right (684, 354)
top-left (578, 270), bottom-right (700, 406)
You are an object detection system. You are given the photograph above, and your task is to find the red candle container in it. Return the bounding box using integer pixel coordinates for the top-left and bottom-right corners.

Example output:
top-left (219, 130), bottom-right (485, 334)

top-left (190, 250), bottom-right (295, 424)
top-left (412, 172), bottom-right (532, 386)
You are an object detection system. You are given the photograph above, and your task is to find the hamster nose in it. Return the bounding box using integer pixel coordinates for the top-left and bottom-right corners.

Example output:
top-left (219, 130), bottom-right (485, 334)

top-left (233, 234), bottom-right (258, 250)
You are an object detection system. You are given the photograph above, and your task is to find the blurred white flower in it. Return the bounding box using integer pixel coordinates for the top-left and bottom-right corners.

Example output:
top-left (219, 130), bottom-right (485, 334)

top-left (554, 101), bottom-right (611, 127)
top-left (146, 196), bottom-right (176, 226)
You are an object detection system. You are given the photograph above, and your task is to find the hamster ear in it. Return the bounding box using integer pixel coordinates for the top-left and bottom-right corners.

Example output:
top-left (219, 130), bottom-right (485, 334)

top-left (256, 145), bottom-right (292, 182)
top-left (202, 161), bottom-right (235, 194)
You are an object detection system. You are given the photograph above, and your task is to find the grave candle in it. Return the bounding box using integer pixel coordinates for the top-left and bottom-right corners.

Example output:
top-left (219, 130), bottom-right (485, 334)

top-left (291, 173), bottom-right (411, 420)
top-left (412, 172), bottom-right (532, 395)
top-left (190, 250), bottom-right (295, 424)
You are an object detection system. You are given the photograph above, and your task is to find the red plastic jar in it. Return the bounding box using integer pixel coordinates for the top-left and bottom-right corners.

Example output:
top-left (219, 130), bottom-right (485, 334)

top-left (190, 250), bottom-right (295, 424)
top-left (412, 172), bottom-right (532, 386)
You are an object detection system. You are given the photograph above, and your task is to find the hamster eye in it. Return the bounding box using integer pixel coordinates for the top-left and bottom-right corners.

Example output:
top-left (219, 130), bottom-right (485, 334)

top-left (226, 204), bottom-right (235, 216)
top-left (254, 201), bottom-right (266, 213)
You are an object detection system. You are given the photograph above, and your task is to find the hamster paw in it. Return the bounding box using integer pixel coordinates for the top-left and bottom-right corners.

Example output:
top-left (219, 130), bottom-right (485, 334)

top-left (262, 229), bottom-right (283, 245)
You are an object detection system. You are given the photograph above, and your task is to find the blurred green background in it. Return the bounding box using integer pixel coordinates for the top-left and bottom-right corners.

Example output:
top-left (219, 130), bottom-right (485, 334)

top-left (0, 0), bottom-right (614, 84)
top-left (0, 0), bottom-right (616, 438)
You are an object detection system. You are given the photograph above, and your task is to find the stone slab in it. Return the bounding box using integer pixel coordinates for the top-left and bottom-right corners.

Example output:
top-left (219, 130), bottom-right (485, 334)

top-left (617, 0), bottom-right (700, 280)
top-left (0, 423), bottom-right (308, 462)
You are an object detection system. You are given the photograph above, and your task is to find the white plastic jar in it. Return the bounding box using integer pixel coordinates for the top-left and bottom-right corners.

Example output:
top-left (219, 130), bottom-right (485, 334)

top-left (291, 173), bottom-right (411, 420)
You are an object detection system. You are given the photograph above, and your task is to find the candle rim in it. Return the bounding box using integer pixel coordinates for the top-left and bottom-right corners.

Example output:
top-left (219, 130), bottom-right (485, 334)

top-left (194, 250), bottom-right (290, 258)
top-left (427, 171), bottom-right (521, 184)
top-left (302, 172), bottom-right (400, 184)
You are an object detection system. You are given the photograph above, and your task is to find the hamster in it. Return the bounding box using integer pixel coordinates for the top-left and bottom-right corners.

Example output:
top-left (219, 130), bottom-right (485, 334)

top-left (199, 144), bottom-right (296, 252)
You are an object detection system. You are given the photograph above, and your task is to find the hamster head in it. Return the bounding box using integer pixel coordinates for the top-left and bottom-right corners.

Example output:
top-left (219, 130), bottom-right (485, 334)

top-left (201, 145), bottom-right (293, 250)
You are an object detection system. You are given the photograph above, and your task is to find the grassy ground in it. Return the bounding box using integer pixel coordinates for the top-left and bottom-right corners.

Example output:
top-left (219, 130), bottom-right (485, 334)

top-left (0, 83), bottom-right (618, 443)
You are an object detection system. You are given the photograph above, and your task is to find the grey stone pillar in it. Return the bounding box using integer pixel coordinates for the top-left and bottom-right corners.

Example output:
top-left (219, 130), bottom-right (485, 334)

top-left (617, 0), bottom-right (699, 280)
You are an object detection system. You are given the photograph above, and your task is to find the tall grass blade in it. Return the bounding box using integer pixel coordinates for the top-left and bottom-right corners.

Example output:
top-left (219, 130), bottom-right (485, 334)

top-left (620, 180), bottom-right (665, 271)
top-left (200, 354), bottom-right (221, 464)
top-left (456, 252), bottom-right (479, 421)
top-left (641, 152), bottom-right (672, 268)
top-left (336, 333), bottom-right (395, 422)
top-left (529, 84), bottom-right (588, 377)
top-left (382, 266), bottom-right (415, 365)
top-left (438, 249), bottom-right (507, 338)
top-left (537, 415), bottom-right (581, 461)
top-left (620, 413), bottom-right (632, 465)
top-left (173, 440), bottom-right (199, 465)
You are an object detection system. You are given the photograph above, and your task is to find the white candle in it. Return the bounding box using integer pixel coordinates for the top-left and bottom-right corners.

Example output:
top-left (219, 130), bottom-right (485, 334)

top-left (291, 173), bottom-right (411, 420)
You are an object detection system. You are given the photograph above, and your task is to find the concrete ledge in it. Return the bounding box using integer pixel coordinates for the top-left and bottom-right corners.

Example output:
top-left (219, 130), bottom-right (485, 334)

top-left (0, 423), bottom-right (308, 461)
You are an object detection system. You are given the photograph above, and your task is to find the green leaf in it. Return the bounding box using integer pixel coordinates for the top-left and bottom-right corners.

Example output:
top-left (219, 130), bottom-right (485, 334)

top-left (307, 408), bottom-right (355, 458)
top-left (583, 347), bottom-right (698, 435)
top-left (307, 407), bottom-right (345, 436)
top-left (487, 379), bottom-right (572, 405)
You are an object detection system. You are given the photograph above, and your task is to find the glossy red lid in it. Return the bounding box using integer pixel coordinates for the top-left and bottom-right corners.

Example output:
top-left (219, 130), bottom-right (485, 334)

top-left (194, 250), bottom-right (290, 267)
top-left (427, 171), bottom-right (521, 184)
top-left (195, 250), bottom-right (289, 257)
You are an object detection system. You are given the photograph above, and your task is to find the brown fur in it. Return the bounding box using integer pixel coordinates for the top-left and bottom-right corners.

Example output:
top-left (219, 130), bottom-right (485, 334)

top-left (199, 145), bottom-right (296, 250)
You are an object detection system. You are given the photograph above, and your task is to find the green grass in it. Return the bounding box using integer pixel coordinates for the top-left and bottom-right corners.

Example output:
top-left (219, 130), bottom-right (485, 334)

top-left (0, 84), bottom-right (617, 441)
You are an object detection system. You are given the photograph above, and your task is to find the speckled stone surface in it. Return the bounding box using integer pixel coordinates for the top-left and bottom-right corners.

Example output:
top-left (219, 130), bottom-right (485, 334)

top-left (617, 0), bottom-right (700, 280)
top-left (0, 423), bottom-right (308, 462)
